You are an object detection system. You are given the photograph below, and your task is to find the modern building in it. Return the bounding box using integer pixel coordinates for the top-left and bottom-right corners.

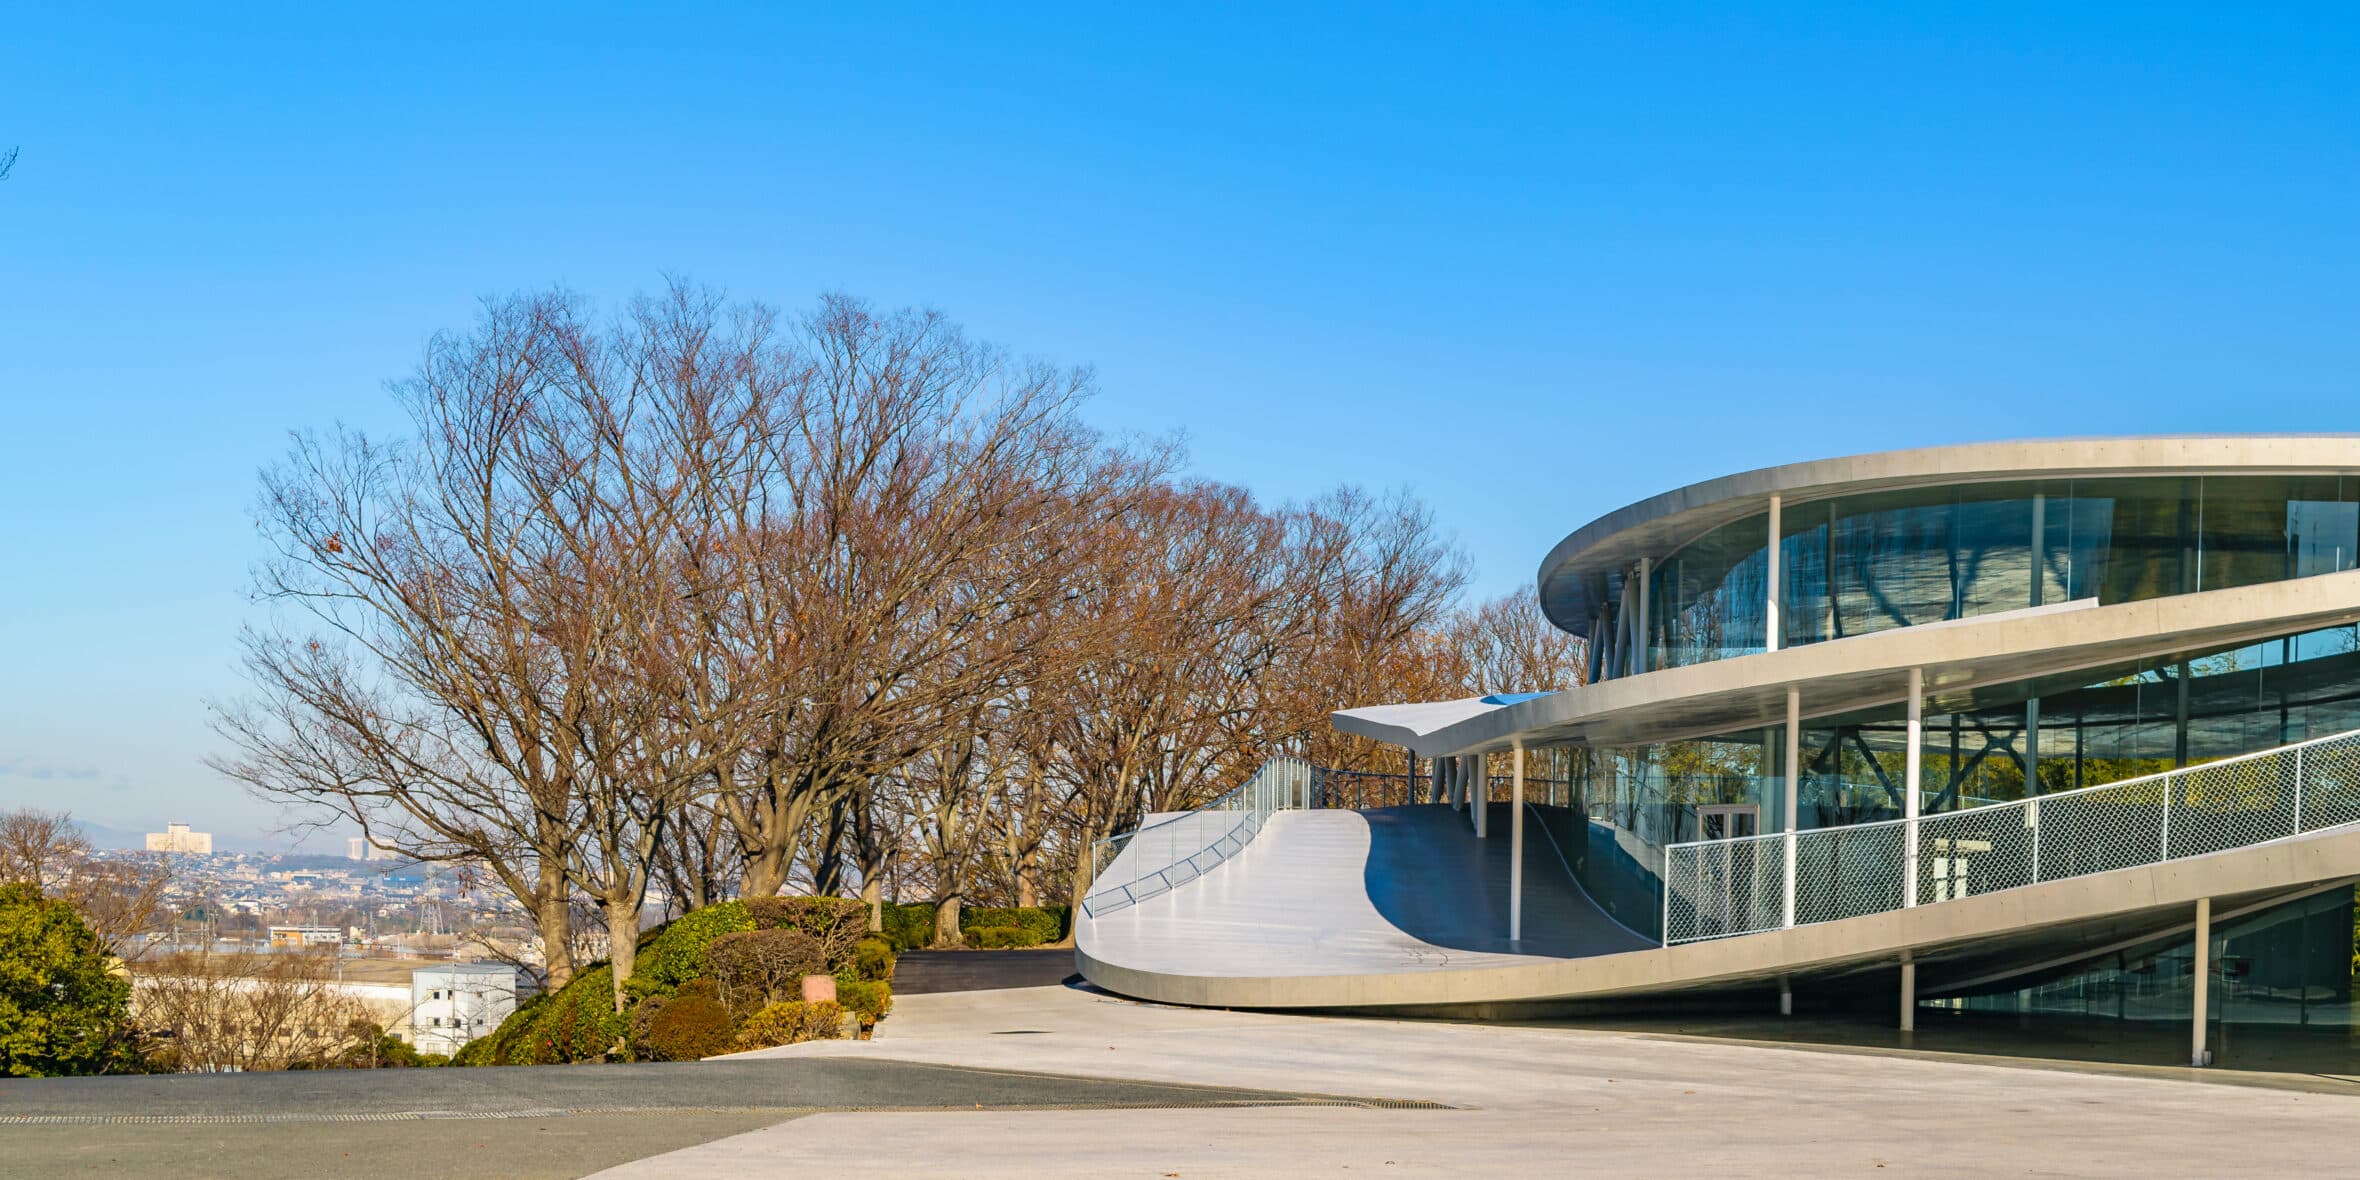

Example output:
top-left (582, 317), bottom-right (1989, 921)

top-left (146, 821), bottom-right (212, 854)
top-left (347, 836), bottom-right (399, 861)
top-left (409, 963), bottom-right (519, 1055)
top-left (268, 924), bottom-right (346, 947)
top-left (1077, 437), bottom-right (2360, 1069)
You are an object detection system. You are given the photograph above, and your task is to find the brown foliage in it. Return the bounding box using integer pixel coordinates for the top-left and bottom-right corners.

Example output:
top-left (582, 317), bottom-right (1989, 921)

top-left (705, 928), bottom-right (824, 1012)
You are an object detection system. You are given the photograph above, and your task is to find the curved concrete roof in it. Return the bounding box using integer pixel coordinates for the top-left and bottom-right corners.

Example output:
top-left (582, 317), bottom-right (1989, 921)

top-left (1539, 434), bottom-right (2360, 636)
top-left (1344, 571), bottom-right (2360, 757)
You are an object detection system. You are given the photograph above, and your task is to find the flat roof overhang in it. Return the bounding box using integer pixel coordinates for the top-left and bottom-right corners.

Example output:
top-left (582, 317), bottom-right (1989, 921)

top-left (1338, 569), bottom-right (2360, 758)
top-left (1539, 434), bottom-right (2360, 636)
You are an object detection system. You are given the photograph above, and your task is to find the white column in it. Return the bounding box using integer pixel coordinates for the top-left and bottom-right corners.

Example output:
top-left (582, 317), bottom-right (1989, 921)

top-left (1900, 951), bottom-right (1917, 1032)
top-left (1633, 557), bottom-right (1652, 675)
top-left (1765, 495), bottom-right (1783, 653)
top-left (1904, 667), bottom-right (1923, 908)
top-left (2191, 897), bottom-right (2212, 1066)
top-left (1472, 754), bottom-right (1489, 839)
top-left (1783, 686), bottom-right (1800, 929)
top-left (1510, 745), bottom-right (1526, 943)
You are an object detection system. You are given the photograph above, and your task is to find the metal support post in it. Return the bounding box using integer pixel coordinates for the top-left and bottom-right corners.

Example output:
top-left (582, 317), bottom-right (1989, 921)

top-left (1783, 686), bottom-right (1800, 929)
top-left (2191, 896), bottom-right (2212, 1067)
top-left (1905, 667), bottom-right (1922, 908)
top-left (1472, 754), bottom-right (1489, 839)
top-left (1765, 496), bottom-right (1783, 652)
top-left (1510, 745), bottom-right (1526, 943)
top-left (1900, 951), bottom-right (1917, 1033)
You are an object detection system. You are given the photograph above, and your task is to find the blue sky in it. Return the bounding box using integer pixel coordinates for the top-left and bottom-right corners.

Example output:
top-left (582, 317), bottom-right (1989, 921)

top-left (6, 4), bottom-right (2360, 843)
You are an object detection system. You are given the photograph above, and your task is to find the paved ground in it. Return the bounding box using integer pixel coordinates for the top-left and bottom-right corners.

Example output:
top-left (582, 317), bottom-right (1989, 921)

top-left (0, 1054), bottom-right (1376, 1179)
top-left (628, 982), bottom-right (2360, 1178)
top-left (893, 948), bottom-right (1079, 994)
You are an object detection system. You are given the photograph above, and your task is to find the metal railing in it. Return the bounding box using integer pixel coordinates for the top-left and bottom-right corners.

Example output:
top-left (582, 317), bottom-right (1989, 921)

top-left (1080, 756), bottom-right (1319, 918)
top-left (1662, 725), bottom-right (2360, 945)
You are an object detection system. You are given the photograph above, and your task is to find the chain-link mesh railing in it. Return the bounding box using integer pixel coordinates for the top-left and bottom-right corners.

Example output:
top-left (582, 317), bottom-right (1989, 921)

top-left (1663, 726), bottom-right (2360, 945)
top-left (1080, 757), bottom-right (1319, 918)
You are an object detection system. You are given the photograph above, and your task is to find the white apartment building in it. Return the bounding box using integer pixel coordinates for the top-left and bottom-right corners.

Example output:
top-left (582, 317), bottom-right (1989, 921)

top-left (410, 963), bottom-right (519, 1055)
top-left (146, 822), bottom-right (212, 854)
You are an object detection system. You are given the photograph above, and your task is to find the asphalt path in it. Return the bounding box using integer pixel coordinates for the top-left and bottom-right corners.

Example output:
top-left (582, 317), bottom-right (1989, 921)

top-left (0, 1056), bottom-right (1362, 1179)
top-left (892, 948), bottom-right (1079, 994)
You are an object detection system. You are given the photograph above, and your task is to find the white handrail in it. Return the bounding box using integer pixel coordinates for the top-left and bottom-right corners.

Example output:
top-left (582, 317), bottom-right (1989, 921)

top-left (1662, 724), bottom-right (2360, 945)
top-left (1080, 756), bottom-right (1318, 918)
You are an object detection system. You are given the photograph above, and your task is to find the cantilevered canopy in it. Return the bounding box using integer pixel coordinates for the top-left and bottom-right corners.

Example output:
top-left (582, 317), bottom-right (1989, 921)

top-left (1331, 692), bottom-right (1554, 757)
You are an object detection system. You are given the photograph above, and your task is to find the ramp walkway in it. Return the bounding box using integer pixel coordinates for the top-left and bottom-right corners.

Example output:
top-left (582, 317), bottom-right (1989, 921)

top-left (1078, 738), bottom-right (2360, 1013)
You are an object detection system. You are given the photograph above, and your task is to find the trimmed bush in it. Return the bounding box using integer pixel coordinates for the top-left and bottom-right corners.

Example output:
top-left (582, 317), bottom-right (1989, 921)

top-left (880, 903), bottom-right (935, 952)
top-left (834, 979), bottom-right (892, 1029)
top-left (732, 1000), bottom-right (847, 1051)
top-left (963, 924), bottom-right (1036, 949)
top-left (745, 897), bottom-right (868, 966)
top-left (522, 966), bottom-right (625, 1064)
top-left (852, 937), bottom-right (895, 982)
top-left (627, 901), bottom-right (754, 997)
top-left (706, 928), bottom-right (825, 1012)
top-left (959, 906), bottom-right (1067, 945)
top-left (639, 992), bottom-right (735, 1061)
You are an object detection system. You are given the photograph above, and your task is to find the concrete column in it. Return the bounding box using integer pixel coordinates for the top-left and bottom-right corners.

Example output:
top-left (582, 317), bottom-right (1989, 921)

top-left (1471, 754), bottom-right (1489, 839)
top-left (1900, 952), bottom-right (1917, 1032)
top-left (1782, 686), bottom-right (1800, 929)
top-left (2191, 896), bottom-right (2212, 1066)
top-left (1510, 745), bottom-right (1526, 943)
top-left (1765, 495), bottom-right (1783, 652)
top-left (1904, 667), bottom-right (1923, 908)
top-left (1633, 557), bottom-right (1652, 675)
top-left (1779, 976), bottom-right (1793, 1017)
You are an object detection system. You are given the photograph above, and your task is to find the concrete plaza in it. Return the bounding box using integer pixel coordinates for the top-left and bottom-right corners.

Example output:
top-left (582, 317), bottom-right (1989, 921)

top-left (613, 981), bottom-right (2360, 1178)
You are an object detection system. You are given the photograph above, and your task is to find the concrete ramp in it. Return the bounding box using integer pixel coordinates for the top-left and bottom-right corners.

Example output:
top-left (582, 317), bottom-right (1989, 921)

top-left (1078, 804), bottom-right (2360, 1015)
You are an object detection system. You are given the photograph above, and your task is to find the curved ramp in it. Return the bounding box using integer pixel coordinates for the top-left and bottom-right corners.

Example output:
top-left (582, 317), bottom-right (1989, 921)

top-left (1078, 805), bottom-right (2360, 1014)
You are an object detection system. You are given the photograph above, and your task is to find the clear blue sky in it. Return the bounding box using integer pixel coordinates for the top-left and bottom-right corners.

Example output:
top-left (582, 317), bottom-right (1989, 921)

top-left (6, 5), bottom-right (2360, 844)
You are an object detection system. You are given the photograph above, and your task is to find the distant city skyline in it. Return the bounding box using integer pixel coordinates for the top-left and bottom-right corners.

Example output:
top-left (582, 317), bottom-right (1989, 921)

top-left (11, 6), bottom-right (2360, 835)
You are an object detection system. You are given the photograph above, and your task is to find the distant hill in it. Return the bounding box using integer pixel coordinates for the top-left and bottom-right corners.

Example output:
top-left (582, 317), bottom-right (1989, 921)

top-left (70, 819), bottom-right (353, 856)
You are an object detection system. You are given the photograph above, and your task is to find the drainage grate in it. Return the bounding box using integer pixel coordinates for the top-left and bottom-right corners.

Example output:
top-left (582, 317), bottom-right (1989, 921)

top-left (0, 1096), bottom-right (1452, 1126)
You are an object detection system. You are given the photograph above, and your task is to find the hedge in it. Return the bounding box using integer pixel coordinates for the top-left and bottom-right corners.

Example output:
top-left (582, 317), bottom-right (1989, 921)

top-left (878, 903), bottom-right (1069, 950)
top-left (834, 979), bottom-right (893, 1028)
top-left (626, 901), bottom-right (755, 997)
top-left (961, 906), bottom-right (1068, 946)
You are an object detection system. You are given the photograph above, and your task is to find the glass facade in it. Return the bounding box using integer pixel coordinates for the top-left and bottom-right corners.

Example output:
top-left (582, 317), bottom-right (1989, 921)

top-left (1632, 476), bottom-right (2360, 674)
top-left (1929, 884), bottom-right (2360, 1071)
top-left (1567, 621), bottom-right (2360, 940)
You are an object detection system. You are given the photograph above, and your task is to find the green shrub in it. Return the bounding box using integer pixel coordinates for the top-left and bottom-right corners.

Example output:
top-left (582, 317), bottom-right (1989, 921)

top-left (834, 979), bottom-right (892, 1028)
top-left (639, 992), bottom-right (735, 1061)
top-left (880, 903), bottom-right (935, 952)
top-left (732, 1000), bottom-right (847, 1051)
top-left (522, 966), bottom-right (626, 1064)
top-left (455, 991), bottom-right (548, 1066)
top-left (959, 906), bottom-right (1067, 945)
top-left (705, 928), bottom-right (825, 1012)
top-left (963, 924), bottom-right (1037, 949)
top-left (627, 902), bottom-right (754, 996)
top-left (0, 884), bottom-right (139, 1077)
top-left (745, 897), bottom-right (868, 967)
top-left (852, 937), bottom-right (895, 982)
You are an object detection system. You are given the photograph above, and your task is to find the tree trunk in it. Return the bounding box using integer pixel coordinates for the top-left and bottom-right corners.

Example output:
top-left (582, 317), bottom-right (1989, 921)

top-left (535, 873), bottom-right (576, 992)
top-left (861, 875), bottom-right (883, 933)
top-left (605, 892), bottom-right (640, 1018)
top-left (932, 893), bottom-right (962, 948)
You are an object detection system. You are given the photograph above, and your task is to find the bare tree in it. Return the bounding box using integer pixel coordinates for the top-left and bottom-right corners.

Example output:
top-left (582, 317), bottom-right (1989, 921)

top-left (137, 948), bottom-right (368, 1072)
top-left (0, 807), bottom-right (172, 958)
